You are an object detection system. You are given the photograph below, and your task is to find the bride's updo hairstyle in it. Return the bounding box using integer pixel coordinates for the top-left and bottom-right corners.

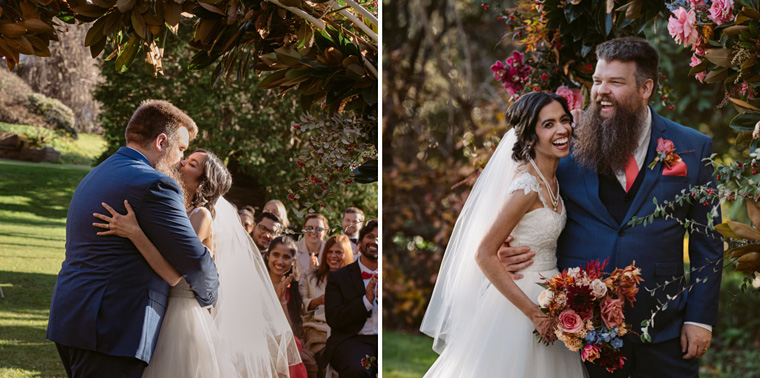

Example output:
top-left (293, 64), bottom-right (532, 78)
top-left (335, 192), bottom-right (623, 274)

top-left (189, 149), bottom-right (232, 218)
top-left (508, 92), bottom-right (572, 162)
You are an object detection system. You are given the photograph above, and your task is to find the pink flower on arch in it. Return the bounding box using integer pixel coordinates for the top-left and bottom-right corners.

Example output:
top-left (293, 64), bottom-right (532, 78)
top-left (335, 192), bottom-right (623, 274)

top-left (555, 86), bottom-right (584, 111)
top-left (708, 0), bottom-right (735, 25)
top-left (690, 54), bottom-right (706, 83)
top-left (668, 7), bottom-right (699, 48)
top-left (491, 51), bottom-right (531, 96)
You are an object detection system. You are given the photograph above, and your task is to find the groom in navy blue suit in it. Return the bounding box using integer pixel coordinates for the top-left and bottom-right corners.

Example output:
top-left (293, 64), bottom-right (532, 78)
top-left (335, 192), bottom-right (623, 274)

top-left (47, 100), bottom-right (219, 377)
top-left (502, 38), bottom-right (723, 377)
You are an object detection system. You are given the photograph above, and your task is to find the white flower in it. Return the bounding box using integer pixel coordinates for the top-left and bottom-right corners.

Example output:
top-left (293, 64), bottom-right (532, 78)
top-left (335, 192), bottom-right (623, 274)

top-left (590, 279), bottom-right (607, 299)
top-left (538, 289), bottom-right (554, 308)
top-left (567, 267), bottom-right (581, 278)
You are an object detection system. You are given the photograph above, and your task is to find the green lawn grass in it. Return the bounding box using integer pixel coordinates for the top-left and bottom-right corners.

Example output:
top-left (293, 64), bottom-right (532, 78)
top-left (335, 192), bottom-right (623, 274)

top-left (0, 122), bottom-right (105, 165)
top-left (0, 156), bottom-right (99, 376)
top-left (385, 272), bottom-right (760, 378)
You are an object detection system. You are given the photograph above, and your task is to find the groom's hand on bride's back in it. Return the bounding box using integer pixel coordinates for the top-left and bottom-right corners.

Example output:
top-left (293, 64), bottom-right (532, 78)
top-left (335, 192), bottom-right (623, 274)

top-left (497, 235), bottom-right (535, 280)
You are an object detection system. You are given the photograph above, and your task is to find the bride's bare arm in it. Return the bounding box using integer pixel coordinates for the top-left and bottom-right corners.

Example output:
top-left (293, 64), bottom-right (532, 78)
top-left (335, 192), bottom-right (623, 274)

top-left (474, 190), bottom-right (552, 338)
top-left (188, 208), bottom-right (213, 253)
top-left (93, 200), bottom-right (182, 286)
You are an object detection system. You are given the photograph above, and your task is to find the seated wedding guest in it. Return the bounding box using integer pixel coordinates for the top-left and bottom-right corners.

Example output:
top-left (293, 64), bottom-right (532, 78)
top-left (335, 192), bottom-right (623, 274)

top-left (341, 207), bottom-right (364, 254)
top-left (265, 199), bottom-right (290, 229)
top-left (267, 236), bottom-right (319, 378)
top-left (295, 214), bottom-right (329, 278)
top-left (323, 220), bottom-right (378, 378)
top-left (252, 211), bottom-right (282, 254)
top-left (238, 208), bottom-right (255, 235)
top-left (299, 235), bottom-right (355, 362)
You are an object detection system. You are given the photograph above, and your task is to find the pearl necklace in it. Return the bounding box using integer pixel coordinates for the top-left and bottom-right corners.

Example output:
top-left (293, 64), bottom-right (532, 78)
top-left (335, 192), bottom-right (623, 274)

top-left (529, 158), bottom-right (559, 211)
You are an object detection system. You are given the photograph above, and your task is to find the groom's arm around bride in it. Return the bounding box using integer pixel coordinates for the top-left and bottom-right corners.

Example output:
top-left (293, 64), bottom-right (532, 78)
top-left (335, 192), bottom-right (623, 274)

top-left (47, 100), bottom-right (219, 378)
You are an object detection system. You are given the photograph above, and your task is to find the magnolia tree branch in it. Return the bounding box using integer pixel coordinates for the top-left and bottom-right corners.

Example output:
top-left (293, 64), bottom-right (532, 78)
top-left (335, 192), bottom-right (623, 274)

top-left (343, 0), bottom-right (378, 27)
top-left (267, 0), bottom-right (326, 30)
top-left (335, 5), bottom-right (378, 41)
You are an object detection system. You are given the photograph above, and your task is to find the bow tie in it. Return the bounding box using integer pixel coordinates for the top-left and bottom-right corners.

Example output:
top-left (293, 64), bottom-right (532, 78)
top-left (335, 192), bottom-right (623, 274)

top-left (361, 271), bottom-right (375, 280)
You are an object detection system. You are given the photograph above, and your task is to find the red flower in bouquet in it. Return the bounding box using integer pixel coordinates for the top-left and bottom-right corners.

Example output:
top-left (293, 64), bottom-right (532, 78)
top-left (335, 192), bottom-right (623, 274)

top-left (536, 259), bottom-right (643, 373)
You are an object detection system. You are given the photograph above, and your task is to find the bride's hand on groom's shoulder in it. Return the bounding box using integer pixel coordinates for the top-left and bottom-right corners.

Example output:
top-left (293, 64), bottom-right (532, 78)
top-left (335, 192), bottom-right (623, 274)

top-left (92, 200), bottom-right (141, 240)
top-left (496, 235), bottom-right (535, 280)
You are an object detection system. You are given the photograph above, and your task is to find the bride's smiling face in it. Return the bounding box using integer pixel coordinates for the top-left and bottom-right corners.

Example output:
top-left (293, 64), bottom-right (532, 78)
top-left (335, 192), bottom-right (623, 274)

top-left (268, 244), bottom-right (294, 277)
top-left (532, 100), bottom-right (572, 161)
top-left (180, 152), bottom-right (208, 191)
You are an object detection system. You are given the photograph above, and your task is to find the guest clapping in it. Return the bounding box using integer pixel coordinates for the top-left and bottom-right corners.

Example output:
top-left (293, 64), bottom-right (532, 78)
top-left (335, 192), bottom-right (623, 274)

top-left (299, 235), bottom-right (355, 359)
top-left (323, 220), bottom-right (378, 377)
top-left (295, 214), bottom-right (328, 278)
top-left (266, 236), bottom-right (318, 378)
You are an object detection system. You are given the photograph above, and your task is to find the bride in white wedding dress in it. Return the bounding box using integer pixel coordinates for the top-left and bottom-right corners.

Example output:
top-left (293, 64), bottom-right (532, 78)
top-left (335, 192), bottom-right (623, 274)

top-left (94, 149), bottom-right (299, 378)
top-left (421, 92), bottom-right (587, 378)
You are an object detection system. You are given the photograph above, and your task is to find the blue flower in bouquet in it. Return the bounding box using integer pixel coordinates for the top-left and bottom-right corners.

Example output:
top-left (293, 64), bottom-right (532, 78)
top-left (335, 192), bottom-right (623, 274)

top-left (609, 327), bottom-right (618, 338)
top-left (600, 331), bottom-right (613, 343)
top-left (611, 337), bottom-right (623, 350)
top-left (585, 330), bottom-right (597, 343)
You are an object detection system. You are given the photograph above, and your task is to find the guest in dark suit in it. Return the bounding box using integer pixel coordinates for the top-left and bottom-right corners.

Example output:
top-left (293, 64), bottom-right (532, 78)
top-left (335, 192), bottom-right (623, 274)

top-left (47, 100), bottom-right (219, 378)
top-left (323, 219), bottom-right (378, 377)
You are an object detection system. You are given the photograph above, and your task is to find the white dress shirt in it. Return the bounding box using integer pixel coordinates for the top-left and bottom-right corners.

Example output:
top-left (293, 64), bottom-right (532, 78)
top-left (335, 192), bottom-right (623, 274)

top-left (357, 258), bottom-right (378, 335)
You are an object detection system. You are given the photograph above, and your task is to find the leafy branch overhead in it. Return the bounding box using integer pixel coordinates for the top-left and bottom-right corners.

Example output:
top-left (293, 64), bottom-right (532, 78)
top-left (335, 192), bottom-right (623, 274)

top-left (0, 0), bottom-right (378, 114)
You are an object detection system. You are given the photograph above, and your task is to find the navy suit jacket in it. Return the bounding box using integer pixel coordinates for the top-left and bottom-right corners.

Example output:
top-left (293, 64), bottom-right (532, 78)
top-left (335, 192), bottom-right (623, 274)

top-left (47, 147), bottom-right (219, 363)
top-left (556, 108), bottom-right (723, 343)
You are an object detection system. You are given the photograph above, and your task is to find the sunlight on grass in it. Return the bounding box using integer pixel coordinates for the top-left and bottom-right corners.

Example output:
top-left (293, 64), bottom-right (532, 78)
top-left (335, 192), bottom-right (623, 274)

top-left (0, 159), bottom-right (91, 377)
top-left (0, 122), bottom-right (106, 165)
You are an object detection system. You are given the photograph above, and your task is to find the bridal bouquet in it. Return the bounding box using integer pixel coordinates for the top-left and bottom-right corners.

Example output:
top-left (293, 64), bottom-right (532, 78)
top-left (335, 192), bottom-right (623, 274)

top-left (536, 259), bottom-right (643, 373)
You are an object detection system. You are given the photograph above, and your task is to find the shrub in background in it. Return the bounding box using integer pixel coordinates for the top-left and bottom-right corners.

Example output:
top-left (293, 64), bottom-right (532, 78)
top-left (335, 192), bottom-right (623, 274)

top-left (0, 69), bottom-right (46, 127)
top-left (27, 93), bottom-right (77, 138)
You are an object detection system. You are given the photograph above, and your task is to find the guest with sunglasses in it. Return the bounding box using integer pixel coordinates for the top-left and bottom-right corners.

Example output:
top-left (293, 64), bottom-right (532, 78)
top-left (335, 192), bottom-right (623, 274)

top-left (295, 214), bottom-right (329, 279)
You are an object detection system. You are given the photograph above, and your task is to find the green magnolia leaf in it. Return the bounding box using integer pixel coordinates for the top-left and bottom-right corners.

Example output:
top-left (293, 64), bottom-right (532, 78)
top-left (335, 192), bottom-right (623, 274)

top-left (729, 111), bottom-right (760, 132)
top-left (90, 36), bottom-right (107, 58)
top-left (704, 67), bottom-right (729, 83)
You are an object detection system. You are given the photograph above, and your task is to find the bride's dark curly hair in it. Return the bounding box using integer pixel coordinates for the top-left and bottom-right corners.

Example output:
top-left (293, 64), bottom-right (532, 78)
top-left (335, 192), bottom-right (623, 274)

top-left (188, 149), bottom-right (232, 218)
top-left (507, 92), bottom-right (573, 162)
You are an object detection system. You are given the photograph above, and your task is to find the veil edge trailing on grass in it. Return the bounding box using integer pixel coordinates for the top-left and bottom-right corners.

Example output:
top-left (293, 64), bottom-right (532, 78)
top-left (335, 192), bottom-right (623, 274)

top-left (420, 129), bottom-right (519, 354)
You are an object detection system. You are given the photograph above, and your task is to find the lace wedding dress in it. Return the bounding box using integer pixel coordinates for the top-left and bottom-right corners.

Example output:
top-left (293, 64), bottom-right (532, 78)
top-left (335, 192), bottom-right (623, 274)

top-left (422, 174), bottom-right (586, 378)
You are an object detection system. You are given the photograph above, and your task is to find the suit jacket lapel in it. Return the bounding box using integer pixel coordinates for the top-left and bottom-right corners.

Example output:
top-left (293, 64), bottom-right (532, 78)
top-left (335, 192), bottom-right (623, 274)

top-left (622, 107), bottom-right (666, 227)
top-left (350, 261), bottom-right (365, 297)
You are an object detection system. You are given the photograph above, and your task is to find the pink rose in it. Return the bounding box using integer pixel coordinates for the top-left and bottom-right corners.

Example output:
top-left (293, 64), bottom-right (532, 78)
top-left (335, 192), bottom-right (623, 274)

top-left (708, 0), bottom-right (734, 25)
top-left (581, 344), bottom-right (602, 362)
top-left (558, 309), bottom-right (584, 334)
top-left (555, 86), bottom-right (584, 111)
top-left (689, 0), bottom-right (706, 8)
top-left (668, 7), bottom-right (699, 47)
top-left (657, 138), bottom-right (675, 154)
top-left (600, 296), bottom-right (625, 329)
top-left (690, 54), bottom-right (706, 83)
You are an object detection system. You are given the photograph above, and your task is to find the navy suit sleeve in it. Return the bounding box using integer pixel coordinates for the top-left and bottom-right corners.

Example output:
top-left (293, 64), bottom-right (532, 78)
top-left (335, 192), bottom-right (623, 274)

top-left (135, 177), bottom-right (219, 307)
top-left (325, 269), bottom-right (371, 332)
top-left (684, 137), bottom-right (723, 326)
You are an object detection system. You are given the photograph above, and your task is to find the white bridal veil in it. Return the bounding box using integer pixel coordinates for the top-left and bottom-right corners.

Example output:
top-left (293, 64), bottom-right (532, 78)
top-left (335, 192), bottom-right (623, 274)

top-left (212, 196), bottom-right (301, 377)
top-left (420, 129), bottom-right (520, 354)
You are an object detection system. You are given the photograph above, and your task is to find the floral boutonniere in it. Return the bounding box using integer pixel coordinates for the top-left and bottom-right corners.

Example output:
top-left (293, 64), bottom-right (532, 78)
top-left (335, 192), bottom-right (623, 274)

top-left (648, 138), bottom-right (684, 170)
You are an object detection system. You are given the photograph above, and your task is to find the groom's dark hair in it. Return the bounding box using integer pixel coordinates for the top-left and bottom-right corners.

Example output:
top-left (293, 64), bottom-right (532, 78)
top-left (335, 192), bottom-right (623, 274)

top-left (125, 100), bottom-right (198, 147)
top-left (595, 37), bottom-right (659, 98)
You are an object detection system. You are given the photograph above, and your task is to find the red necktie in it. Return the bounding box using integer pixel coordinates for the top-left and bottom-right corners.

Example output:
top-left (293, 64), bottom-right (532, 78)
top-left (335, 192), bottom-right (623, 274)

top-left (624, 154), bottom-right (639, 192)
top-left (361, 272), bottom-right (374, 279)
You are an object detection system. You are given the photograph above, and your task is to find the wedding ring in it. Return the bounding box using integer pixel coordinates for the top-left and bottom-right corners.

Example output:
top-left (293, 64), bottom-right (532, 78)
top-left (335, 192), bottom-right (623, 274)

top-left (703, 347), bottom-right (708, 353)
top-left (107, 224), bottom-right (110, 229)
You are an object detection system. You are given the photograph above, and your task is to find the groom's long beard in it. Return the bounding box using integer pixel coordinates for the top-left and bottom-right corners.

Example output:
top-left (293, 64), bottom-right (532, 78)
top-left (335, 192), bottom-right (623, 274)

top-left (156, 156), bottom-right (188, 207)
top-left (573, 96), bottom-right (645, 177)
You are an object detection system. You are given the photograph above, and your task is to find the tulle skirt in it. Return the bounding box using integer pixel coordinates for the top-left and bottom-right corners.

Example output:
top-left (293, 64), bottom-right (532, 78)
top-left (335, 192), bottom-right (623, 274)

top-left (142, 295), bottom-right (227, 378)
top-left (423, 268), bottom-right (587, 378)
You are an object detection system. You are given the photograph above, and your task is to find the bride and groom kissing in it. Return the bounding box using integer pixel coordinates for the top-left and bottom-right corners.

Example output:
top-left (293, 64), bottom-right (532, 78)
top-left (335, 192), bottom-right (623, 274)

top-left (47, 100), bottom-right (299, 377)
top-left (422, 37), bottom-right (723, 377)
